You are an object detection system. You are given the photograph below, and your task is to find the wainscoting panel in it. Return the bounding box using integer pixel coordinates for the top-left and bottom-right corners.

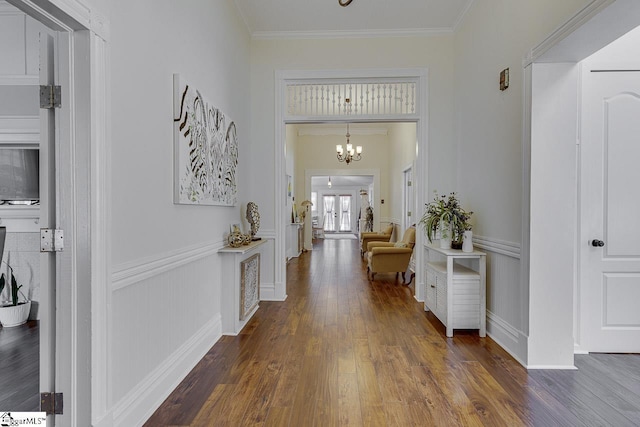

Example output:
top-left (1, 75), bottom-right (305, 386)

top-left (111, 251), bottom-right (223, 426)
top-left (472, 235), bottom-right (527, 363)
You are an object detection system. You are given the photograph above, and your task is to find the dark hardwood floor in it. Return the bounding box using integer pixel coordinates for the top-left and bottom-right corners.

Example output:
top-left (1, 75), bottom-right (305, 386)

top-left (144, 237), bottom-right (636, 426)
top-left (0, 320), bottom-right (39, 411)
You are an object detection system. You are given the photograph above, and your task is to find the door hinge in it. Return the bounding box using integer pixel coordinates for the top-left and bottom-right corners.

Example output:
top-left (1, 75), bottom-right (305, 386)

top-left (408, 211), bottom-right (412, 217)
top-left (40, 392), bottom-right (63, 415)
top-left (40, 229), bottom-right (64, 252)
top-left (407, 181), bottom-right (412, 186)
top-left (40, 85), bottom-right (62, 109)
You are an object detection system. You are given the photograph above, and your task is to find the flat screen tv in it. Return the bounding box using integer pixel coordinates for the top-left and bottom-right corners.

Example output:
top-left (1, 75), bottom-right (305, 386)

top-left (0, 148), bottom-right (39, 203)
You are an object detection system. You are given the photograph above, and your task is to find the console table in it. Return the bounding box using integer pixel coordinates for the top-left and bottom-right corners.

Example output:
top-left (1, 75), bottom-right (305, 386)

top-left (424, 243), bottom-right (486, 337)
top-left (218, 239), bottom-right (267, 335)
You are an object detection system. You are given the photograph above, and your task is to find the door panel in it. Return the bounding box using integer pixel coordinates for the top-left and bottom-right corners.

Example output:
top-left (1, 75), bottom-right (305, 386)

top-left (604, 94), bottom-right (640, 256)
top-left (581, 69), bottom-right (640, 352)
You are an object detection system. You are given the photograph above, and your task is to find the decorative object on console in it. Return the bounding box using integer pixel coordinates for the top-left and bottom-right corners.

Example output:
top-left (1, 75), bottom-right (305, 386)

top-left (299, 200), bottom-right (312, 223)
top-left (365, 206), bottom-right (373, 232)
top-left (419, 191), bottom-right (473, 250)
top-left (246, 202), bottom-right (261, 240)
top-left (228, 224), bottom-right (244, 248)
top-left (462, 230), bottom-right (474, 253)
top-left (173, 74), bottom-right (238, 206)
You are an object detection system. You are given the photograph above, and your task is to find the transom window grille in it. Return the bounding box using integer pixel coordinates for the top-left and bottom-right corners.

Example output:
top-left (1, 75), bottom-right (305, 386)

top-left (286, 80), bottom-right (417, 118)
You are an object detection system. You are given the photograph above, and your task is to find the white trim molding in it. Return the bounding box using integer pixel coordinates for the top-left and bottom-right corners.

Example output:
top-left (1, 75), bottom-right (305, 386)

top-left (525, 0), bottom-right (614, 65)
top-left (112, 316), bottom-right (222, 427)
top-left (486, 310), bottom-right (527, 367)
top-left (253, 27), bottom-right (453, 41)
top-left (112, 240), bottom-right (225, 291)
top-left (472, 235), bottom-right (521, 259)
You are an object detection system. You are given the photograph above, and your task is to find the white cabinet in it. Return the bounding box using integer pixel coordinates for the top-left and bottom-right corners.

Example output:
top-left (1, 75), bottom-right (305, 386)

top-left (424, 244), bottom-right (486, 337)
top-left (218, 239), bottom-right (266, 335)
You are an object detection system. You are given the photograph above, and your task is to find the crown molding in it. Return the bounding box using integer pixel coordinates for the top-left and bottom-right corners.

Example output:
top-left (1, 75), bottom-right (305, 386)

top-left (252, 27), bottom-right (453, 40)
top-left (231, 0), bottom-right (252, 36)
top-left (525, 0), bottom-right (615, 66)
top-left (452, 0), bottom-right (476, 33)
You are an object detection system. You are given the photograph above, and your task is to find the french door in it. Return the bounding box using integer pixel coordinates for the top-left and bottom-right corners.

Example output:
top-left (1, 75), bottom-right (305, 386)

top-left (323, 195), bottom-right (352, 232)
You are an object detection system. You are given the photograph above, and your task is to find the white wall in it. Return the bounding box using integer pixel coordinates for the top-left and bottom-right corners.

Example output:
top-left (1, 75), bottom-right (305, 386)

top-left (453, 0), bottom-right (591, 365)
top-left (108, 0), bottom-right (251, 425)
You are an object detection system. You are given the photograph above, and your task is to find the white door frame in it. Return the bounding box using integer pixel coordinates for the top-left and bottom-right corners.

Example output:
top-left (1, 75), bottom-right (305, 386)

top-left (275, 69), bottom-right (428, 303)
top-left (8, 1), bottom-right (110, 425)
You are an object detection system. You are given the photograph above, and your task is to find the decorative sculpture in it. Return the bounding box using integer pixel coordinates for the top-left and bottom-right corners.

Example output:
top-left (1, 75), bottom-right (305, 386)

top-left (246, 202), bottom-right (261, 240)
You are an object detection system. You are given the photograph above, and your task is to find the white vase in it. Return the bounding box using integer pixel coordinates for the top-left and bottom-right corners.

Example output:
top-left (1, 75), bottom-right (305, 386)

top-left (439, 222), bottom-right (452, 249)
top-left (462, 230), bottom-right (473, 253)
top-left (0, 300), bottom-right (31, 327)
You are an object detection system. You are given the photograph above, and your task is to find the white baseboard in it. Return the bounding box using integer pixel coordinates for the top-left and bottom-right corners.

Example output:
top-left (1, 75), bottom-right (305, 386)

top-left (260, 281), bottom-right (287, 301)
top-left (112, 315), bottom-right (222, 427)
top-left (486, 310), bottom-right (527, 367)
top-left (526, 365), bottom-right (578, 370)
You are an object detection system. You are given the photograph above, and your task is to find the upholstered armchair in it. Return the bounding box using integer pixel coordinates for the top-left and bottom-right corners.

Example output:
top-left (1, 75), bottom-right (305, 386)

top-left (360, 223), bottom-right (394, 257)
top-left (367, 226), bottom-right (416, 283)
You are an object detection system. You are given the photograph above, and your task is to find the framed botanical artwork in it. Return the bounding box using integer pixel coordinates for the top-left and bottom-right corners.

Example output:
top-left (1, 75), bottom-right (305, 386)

top-left (240, 253), bottom-right (260, 320)
top-left (173, 74), bottom-right (238, 206)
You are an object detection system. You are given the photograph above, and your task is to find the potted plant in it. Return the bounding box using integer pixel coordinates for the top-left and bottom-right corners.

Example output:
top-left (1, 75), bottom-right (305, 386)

top-left (0, 262), bottom-right (31, 327)
top-left (365, 206), bottom-right (373, 232)
top-left (419, 191), bottom-right (472, 249)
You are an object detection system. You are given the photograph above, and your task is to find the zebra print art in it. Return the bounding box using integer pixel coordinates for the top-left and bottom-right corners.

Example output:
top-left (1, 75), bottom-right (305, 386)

top-left (173, 74), bottom-right (238, 206)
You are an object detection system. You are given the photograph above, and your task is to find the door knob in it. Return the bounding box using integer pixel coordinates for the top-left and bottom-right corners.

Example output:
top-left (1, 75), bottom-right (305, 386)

top-left (591, 239), bottom-right (605, 247)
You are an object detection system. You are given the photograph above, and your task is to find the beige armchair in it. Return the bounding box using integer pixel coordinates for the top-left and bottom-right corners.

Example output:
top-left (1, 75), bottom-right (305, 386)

top-left (367, 226), bottom-right (416, 283)
top-left (360, 223), bottom-right (394, 256)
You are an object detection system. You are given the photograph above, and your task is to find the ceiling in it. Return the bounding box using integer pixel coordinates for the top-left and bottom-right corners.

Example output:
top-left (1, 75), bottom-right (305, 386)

top-left (233, 0), bottom-right (474, 38)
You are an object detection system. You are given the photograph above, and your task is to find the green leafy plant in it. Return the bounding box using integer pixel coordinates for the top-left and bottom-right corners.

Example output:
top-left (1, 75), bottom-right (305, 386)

top-left (419, 191), bottom-right (473, 243)
top-left (0, 263), bottom-right (25, 307)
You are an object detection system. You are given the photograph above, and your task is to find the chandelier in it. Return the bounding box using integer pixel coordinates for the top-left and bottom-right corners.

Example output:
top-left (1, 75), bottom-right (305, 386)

top-left (336, 123), bottom-right (362, 165)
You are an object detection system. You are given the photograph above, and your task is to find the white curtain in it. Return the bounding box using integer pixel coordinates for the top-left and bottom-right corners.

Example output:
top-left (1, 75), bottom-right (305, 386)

top-left (340, 195), bottom-right (351, 232)
top-left (323, 196), bottom-right (335, 231)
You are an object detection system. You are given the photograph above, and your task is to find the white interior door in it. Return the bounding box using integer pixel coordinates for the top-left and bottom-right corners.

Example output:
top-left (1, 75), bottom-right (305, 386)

top-left (39, 29), bottom-right (57, 423)
top-left (581, 69), bottom-right (640, 352)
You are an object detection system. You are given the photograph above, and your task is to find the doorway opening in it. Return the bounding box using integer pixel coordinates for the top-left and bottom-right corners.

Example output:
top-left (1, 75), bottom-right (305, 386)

top-left (0, 4), bottom-right (56, 412)
top-left (312, 175), bottom-right (373, 239)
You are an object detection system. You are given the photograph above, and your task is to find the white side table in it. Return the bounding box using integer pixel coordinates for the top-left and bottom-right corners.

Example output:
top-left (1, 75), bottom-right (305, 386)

top-left (218, 239), bottom-right (267, 335)
top-left (424, 243), bottom-right (486, 337)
